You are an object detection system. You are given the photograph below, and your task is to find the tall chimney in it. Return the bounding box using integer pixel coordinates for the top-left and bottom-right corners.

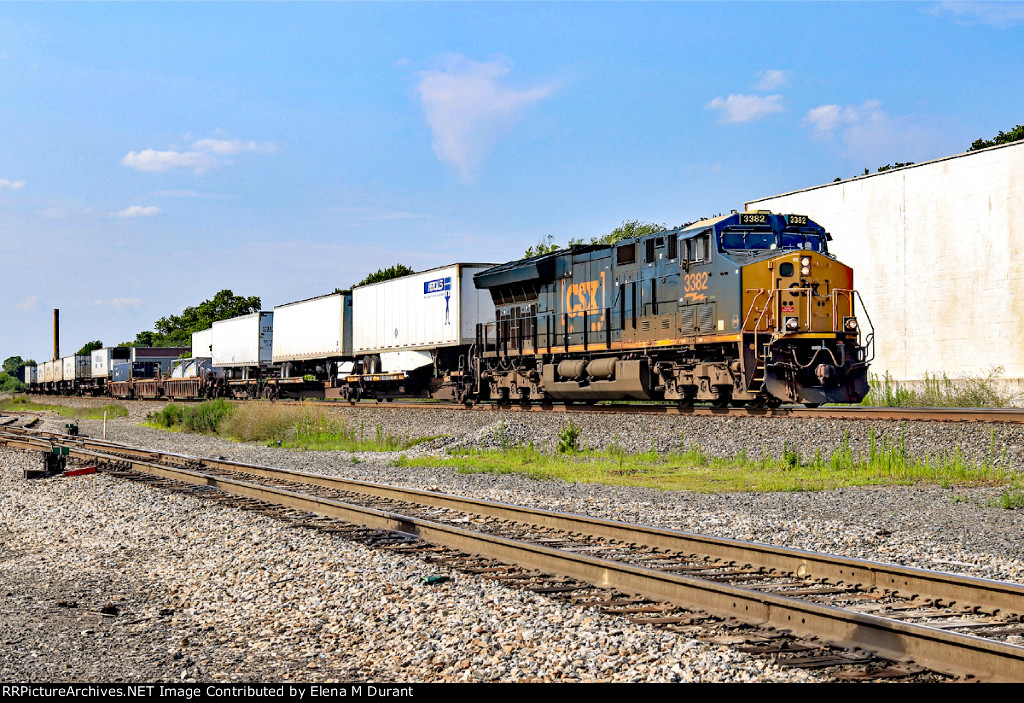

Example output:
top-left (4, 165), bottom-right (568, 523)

top-left (53, 309), bottom-right (59, 361)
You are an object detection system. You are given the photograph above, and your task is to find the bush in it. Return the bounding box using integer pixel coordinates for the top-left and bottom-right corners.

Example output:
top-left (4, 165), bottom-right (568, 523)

top-left (146, 400), bottom-right (235, 434)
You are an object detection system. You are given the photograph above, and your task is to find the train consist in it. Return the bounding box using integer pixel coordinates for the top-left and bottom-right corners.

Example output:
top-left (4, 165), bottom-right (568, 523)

top-left (25, 211), bottom-right (873, 407)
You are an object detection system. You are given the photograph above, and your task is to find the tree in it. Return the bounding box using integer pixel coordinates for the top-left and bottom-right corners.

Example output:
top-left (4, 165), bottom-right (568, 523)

top-left (524, 234), bottom-right (559, 258)
top-left (3, 356), bottom-right (23, 376)
top-left (969, 125), bottom-right (1024, 151)
top-left (595, 220), bottom-right (670, 246)
top-left (122, 290), bottom-right (261, 347)
top-left (76, 340), bottom-right (103, 356)
top-left (357, 264), bottom-right (414, 287)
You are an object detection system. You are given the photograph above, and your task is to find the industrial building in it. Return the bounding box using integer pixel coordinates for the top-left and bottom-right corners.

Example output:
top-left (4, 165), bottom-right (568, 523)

top-left (746, 140), bottom-right (1024, 387)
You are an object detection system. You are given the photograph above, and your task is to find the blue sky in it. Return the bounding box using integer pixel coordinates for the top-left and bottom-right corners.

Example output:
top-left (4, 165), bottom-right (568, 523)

top-left (3, 1), bottom-right (1023, 364)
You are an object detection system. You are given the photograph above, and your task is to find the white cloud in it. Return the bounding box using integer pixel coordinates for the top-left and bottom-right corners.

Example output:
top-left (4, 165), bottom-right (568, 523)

top-left (754, 70), bottom-right (790, 91)
top-left (930, 2), bottom-right (1024, 27)
top-left (116, 205), bottom-right (162, 218)
top-left (122, 136), bottom-right (278, 174)
top-left (122, 149), bottom-right (218, 174)
top-left (416, 55), bottom-right (554, 183)
top-left (190, 139), bottom-right (277, 155)
top-left (94, 297), bottom-right (141, 309)
top-left (0, 178), bottom-right (25, 191)
top-left (804, 100), bottom-right (883, 133)
top-left (706, 94), bottom-right (785, 124)
top-left (15, 295), bottom-right (36, 312)
top-left (803, 100), bottom-right (943, 163)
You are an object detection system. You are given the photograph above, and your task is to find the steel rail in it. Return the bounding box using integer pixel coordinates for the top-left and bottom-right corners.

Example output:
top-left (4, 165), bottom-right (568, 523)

top-left (4, 429), bottom-right (1024, 680)
top-left (7, 426), bottom-right (1024, 618)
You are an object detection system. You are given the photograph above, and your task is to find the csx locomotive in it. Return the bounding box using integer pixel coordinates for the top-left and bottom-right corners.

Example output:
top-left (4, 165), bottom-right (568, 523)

top-left (470, 211), bottom-right (872, 407)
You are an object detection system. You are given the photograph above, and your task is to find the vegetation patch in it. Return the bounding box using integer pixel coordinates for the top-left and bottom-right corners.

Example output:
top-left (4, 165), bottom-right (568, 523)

top-left (0, 397), bottom-right (128, 420)
top-left (397, 425), bottom-right (1019, 498)
top-left (862, 368), bottom-right (1018, 408)
top-left (146, 400), bottom-right (437, 451)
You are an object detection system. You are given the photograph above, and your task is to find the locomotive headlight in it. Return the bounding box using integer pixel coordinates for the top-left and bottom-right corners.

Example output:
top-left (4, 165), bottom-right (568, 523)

top-left (800, 265), bottom-right (811, 276)
top-left (844, 316), bottom-right (859, 331)
top-left (785, 317), bottom-right (799, 331)
top-left (801, 256), bottom-right (811, 267)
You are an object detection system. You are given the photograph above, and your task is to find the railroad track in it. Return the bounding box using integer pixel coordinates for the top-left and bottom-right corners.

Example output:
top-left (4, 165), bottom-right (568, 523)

top-left (3, 426), bottom-right (1024, 681)
top-left (19, 393), bottom-right (1024, 423)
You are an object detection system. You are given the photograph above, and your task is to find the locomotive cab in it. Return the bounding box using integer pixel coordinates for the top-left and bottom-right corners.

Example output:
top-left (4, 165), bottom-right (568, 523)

top-left (728, 213), bottom-right (873, 405)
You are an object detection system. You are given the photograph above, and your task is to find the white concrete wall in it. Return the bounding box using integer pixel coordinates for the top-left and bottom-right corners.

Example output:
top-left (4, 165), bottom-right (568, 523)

top-left (747, 141), bottom-right (1024, 381)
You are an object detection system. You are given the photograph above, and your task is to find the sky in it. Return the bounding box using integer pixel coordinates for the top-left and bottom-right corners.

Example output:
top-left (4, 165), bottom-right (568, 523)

top-left (2, 1), bottom-right (1024, 364)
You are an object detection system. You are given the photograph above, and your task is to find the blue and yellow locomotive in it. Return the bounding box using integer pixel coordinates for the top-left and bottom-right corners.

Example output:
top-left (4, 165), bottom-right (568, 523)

top-left (471, 211), bottom-right (873, 407)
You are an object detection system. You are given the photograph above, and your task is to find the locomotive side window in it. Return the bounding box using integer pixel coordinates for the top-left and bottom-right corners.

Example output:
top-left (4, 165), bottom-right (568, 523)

top-left (685, 232), bottom-right (711, 263)
top-left (616, 243), bottom-right (636, 265)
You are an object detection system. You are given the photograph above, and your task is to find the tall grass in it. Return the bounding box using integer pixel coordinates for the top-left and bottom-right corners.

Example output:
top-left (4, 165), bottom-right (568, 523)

top-left (146, 400), bottom-right (436, 451)
top-left (863, 368), bottom-right (1018, 408)
top-left (0, 397), bottom-right (128, 420)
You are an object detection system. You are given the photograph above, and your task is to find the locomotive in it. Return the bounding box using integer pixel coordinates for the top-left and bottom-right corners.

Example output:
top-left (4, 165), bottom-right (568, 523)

top-left (469, 211), bottom-right (872, 407)
top-left (25, 211), bottom-right (872, 407)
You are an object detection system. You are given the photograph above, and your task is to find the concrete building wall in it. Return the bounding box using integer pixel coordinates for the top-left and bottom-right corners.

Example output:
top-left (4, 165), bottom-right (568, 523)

top-left (746, 141), bottom-right (1024, 382)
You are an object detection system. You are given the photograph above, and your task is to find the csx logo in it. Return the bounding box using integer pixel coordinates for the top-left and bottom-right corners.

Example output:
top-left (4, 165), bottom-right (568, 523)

top-left (563, 273), bottom-right (606, 327)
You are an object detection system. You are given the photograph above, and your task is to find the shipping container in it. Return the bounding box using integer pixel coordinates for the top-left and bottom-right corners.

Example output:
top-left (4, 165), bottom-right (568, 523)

top-left (91, 347), bottom-right (131, 379)
top-left (212, 312), bottom-right (274, 368)
top-left (62, 355), bottom-right (91, 381)
top-left (272, 292), bottom-right (352, 363)
top-left (191, 329), bottom-right (213, 358)
top-left (352, 263), bottom-right (495, 357)
top-left (129, 347), bottom-right (190, 376)
top-left (24, 365), bottom-right (36, 385)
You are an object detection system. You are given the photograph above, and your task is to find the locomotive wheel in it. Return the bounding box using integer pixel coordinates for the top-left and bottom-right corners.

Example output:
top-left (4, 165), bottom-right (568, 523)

top-left (803, 402), bottom-right (821, 408)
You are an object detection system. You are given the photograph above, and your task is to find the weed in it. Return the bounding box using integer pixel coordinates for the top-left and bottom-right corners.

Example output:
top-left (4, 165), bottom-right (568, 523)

top-left (863, 367), bottom-right (1018, 408)
top-left (557, 421), bottom-right (582, 453)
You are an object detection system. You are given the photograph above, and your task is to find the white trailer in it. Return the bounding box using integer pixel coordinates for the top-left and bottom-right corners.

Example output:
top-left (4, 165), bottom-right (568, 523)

top-left (92, 347), bottom-right (131, 379)
top-left (191, 328), bottom-right (213, 358)
top-left (62, 355), bottom-right (90, 380)
top-left (272, 292), bottom-right (352, 363)
top-left (352, 263), bottom-right (495, 373)
top-left (212, 312), bottom-right (274, 371)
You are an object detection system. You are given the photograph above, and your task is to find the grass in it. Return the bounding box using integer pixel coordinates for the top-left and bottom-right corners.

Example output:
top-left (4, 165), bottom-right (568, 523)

top-left (397, 424), bottom-right (1021, 497)
top-left (863, 368), bottom-right (1019, 408)
top-left (0, 396), bottom-right (128, 420)
top-left (146, 400), bottom-right (440, 451)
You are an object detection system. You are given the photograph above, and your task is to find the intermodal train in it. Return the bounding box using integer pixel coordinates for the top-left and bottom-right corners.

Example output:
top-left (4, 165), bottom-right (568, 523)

top-left (25, 211), bottom-right (873, 407)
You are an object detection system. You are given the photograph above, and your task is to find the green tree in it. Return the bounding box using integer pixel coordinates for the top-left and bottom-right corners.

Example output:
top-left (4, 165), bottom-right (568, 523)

top-left (2, 356), bottom-right (23, 376)
top-left (123, 290), bottom-right (261, 347)
top-left (357, 264), bottom-right (415, 287)
top-left (75, 340), bottom-right (103, 356)
top-left (970, 125), bottom-right (1024, 151)
top-left (594, 220), bottom-right (670, 245)
top-left (524, 234), bottom-right (560, 258)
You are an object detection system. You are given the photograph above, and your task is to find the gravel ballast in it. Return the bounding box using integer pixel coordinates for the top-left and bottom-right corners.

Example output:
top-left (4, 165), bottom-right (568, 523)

top-left (4, 398), bottom-right (1024, 682)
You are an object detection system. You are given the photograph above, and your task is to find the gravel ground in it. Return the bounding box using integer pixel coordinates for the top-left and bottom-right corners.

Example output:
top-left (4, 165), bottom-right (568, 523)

top-left (4, 397), bottom-right (1024, 682)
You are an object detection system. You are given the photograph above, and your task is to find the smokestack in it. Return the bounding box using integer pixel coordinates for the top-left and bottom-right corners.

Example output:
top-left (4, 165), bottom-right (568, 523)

top-left (53, 309), bottom-right (59, 361)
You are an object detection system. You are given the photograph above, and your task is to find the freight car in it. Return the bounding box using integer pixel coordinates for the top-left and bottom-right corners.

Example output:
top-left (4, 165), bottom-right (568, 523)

top-left (470, 211), bottom-right (872, 407)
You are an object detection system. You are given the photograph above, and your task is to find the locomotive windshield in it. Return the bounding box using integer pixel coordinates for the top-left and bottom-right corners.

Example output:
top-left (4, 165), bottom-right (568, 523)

top-left (719, 230), bottom-right (826, 253)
